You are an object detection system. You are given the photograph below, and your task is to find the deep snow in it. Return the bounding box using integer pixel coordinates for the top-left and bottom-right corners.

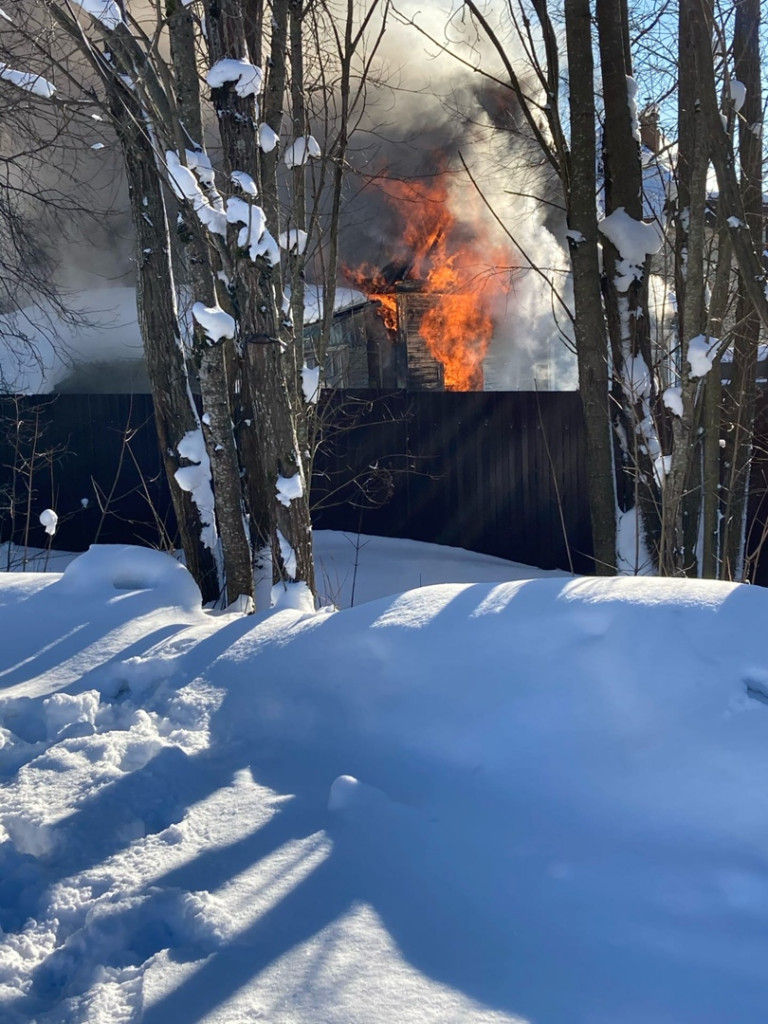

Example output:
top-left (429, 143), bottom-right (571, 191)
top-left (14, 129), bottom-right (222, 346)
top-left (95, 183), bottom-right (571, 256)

top-left (1, 534), bottom-right (768, 1023)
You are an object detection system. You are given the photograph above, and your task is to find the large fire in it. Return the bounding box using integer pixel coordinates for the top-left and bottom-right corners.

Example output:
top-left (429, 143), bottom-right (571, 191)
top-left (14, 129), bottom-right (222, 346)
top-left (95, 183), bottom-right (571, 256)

top-left (345, 170), bottom-right (512, 391)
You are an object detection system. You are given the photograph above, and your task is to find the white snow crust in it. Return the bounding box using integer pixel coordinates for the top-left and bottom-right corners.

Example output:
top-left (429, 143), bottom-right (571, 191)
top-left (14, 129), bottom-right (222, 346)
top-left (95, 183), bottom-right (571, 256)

top-left (3, 536), bottom-right (768, 1023)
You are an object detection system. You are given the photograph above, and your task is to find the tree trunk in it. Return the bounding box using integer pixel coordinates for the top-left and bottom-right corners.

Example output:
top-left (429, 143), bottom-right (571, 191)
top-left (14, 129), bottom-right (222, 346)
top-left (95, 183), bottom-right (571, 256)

top-left (595, 0), bottom-right (666, 571)
top-left (110, 86), bottom-right (221, 603)
top-left (204, 0), bottom-right (316, 597)
top-left (168, 4), bottom-right (254, 606)
top-left (668, 0), bottom-right (711, 576)
top-left (564, 0), bottom-right (617, 573)
top-left (720, 0), bottom-right (762, 579)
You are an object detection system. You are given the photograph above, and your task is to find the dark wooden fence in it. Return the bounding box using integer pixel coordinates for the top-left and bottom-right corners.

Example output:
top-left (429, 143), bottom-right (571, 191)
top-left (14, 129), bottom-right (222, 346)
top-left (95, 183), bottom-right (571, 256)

top-left (3, 390), bottom-right (767, 582)
top-left (0, 391), bottom-right (592, 574)
top-left (310, 391), bottom-right (592, 573)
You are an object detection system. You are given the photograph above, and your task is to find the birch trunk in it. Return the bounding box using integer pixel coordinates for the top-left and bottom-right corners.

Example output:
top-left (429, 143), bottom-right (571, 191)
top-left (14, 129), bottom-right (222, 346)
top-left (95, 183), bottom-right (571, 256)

top-left (110, 86), bottom-right (221, 603)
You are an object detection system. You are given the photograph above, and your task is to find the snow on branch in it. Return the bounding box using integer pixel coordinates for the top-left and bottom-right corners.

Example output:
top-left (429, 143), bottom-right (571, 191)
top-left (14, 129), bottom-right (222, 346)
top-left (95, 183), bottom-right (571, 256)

top-left (258, 124), bottom-right (278, 153)
top-left (0, 8), bottom-right (13, 23)
top-left (599, 208), bottom-right (662, 263)
top-left (192, 302), bottom-right (236, 343)
top-left (231, 171), bottom-right (258, 196)
top-left (0, 64), bottom-right (56, 98)
top-left (284, 136), bottom-right (321, 168)
top-left (185, 149), bottom-right (215, 189)
top-left (206, 59), bottom-right (263, 99)
top-left (599, 207), bottom-right (662, 290)
top-left (174, 429), bottom-right (217, 552)
top-left (165, 151), bottom-right (226, 237)
top-left (663, 387), bottom-right (683, 418)
top-left (302, 365), bottom-right (320, 404)
top-left (626, 76), bottom-right (640, 142)
top-left (687, 335), bottom-right (717, 378)
top-left (39, 509), bottom-right (58, 536)
top-left (276, 529), bottom-right (297, 579)
top-left (226, 197), bottom-right (278, 263)
top-left (730, 79), bottom-right (747, 113)
top-left (278, 229), bottom-right (308, 254)
top-left (276, 473), bottom-right (304, 507)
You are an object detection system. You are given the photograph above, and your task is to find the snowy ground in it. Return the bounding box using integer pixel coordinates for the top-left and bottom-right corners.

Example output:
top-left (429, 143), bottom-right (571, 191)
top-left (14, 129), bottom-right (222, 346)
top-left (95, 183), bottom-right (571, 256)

top-left (1, 533), bottom-right (768, 1023)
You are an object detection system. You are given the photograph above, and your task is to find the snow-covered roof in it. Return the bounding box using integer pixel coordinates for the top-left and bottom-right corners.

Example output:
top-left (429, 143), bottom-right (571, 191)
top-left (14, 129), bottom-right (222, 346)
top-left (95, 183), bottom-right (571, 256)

top-left (0, 287), bottom-right (144, 394)
top-left (0, 285), bottom-right (370, 393)
top-left (300, 285), bottom-right (369, 325)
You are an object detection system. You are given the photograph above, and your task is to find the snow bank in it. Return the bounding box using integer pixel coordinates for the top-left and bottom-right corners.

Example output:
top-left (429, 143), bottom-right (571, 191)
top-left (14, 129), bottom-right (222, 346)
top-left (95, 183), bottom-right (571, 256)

top-left (4, 540), bottom-right (768, 1023)
top-left (57, 545), bottom-right (202, 611)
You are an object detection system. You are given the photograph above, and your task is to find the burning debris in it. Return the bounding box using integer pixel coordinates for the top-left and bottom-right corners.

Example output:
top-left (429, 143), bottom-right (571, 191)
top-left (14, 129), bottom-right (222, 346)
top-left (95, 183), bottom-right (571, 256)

top-left (344, 168), bottom-right (515, 391)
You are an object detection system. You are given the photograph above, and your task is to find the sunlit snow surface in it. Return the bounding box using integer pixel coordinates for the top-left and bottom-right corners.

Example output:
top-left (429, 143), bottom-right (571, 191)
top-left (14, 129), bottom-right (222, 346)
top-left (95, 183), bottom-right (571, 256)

top-left (1, 535), bottom-right (768, 1023)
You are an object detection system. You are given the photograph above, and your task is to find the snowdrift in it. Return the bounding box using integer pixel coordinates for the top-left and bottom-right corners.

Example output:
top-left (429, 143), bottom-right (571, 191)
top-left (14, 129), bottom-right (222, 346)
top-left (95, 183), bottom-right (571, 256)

top-left (1, 543), bottom-right (767, 1023)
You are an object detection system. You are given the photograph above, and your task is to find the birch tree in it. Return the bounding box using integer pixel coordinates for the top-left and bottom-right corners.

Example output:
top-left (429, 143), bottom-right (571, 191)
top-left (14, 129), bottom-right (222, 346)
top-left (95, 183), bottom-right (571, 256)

top-left (0, 0), bottom-right (387, 606)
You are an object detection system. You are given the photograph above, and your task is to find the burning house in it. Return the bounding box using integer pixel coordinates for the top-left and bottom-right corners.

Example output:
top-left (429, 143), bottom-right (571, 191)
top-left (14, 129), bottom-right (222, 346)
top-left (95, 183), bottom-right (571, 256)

top-left (338, 169), bottom-right (511, 392)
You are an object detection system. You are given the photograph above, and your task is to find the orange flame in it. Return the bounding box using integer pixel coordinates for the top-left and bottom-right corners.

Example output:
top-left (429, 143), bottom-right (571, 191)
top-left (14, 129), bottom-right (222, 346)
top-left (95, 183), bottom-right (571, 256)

top-left (345, 169), bottom-right (512, 390)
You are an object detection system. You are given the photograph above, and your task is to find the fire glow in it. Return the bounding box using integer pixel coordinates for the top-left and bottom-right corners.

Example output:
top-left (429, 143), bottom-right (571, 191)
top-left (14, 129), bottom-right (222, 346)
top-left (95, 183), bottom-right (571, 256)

top-left (345, 170), bottom-right (514, 391)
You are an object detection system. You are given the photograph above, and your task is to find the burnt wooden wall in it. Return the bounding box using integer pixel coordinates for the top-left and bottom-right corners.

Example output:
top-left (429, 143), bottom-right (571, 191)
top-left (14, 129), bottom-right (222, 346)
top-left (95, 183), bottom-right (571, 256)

top-left (6, 389), bottom-right (768, 582)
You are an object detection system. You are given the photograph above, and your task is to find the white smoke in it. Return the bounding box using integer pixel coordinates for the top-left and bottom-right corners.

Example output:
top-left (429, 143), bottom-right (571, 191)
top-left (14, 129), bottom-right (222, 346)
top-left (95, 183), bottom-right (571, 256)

top-left (344, 0), bottom-right (577, 390)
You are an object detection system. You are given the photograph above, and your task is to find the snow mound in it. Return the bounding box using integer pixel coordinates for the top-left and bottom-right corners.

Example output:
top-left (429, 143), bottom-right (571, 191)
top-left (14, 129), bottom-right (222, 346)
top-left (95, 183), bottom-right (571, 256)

top-left (57, 545), bottom-right (202, 611)
top-left (328, 774), bottom-right (393, 814)
top-left (5, 541), bottom-right (768, 1023)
